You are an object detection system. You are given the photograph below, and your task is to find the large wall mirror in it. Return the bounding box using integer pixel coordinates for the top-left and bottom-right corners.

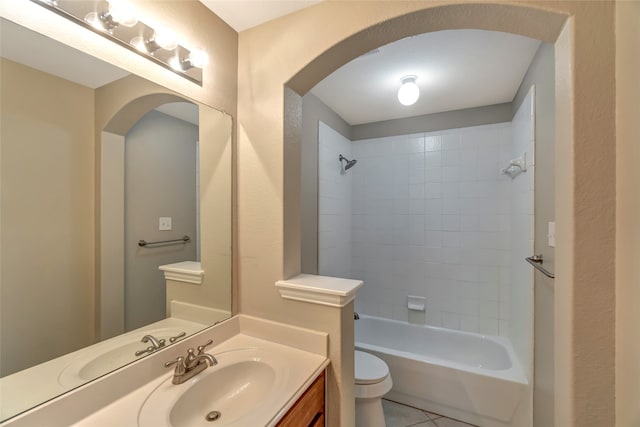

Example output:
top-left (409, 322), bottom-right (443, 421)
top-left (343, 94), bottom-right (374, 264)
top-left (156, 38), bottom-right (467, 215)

top-left (0, 17), bottom-right (232, 421)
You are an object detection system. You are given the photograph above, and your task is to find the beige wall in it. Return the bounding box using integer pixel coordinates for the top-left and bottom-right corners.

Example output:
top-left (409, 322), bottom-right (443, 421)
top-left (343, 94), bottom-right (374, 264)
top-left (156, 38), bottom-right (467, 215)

top-left (100, 131), bottom-right (125, 339)
top-left (238, 2), bottom-right (616, 426)
top-left (513, 42), bottom-right (556, 427)
top-left (615, 1), bottom-right (640, 425)
top-left (0, 59), bottom-right (95, 375)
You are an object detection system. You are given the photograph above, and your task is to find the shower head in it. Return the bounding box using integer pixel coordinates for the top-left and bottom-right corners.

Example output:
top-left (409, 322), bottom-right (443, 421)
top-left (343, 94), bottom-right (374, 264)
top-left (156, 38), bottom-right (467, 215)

top-left (339, 154), bottom-right (358, 171)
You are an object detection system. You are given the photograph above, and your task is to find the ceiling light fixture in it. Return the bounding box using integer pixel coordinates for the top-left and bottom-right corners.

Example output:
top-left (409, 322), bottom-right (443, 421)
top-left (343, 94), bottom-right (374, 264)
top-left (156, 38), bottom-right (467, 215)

top-left (31, 0), bottom-right (206, 85)
top-left (397, 75), bottom-right (420, 106)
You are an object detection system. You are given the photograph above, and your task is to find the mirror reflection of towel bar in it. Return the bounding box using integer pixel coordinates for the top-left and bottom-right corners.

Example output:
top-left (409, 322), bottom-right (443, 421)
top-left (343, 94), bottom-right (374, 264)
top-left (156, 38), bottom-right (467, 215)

top-left (138, 235), bottom-right (190, 247)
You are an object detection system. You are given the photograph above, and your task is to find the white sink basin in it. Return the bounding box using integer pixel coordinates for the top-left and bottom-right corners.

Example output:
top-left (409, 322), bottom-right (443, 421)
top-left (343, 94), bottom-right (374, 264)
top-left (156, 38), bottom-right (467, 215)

top-left (58, 327), bottom-right (188, 387)
top-left (138, 348), bottom-right (289, 427)
top-left (169, 360), bottom-right (274, 426)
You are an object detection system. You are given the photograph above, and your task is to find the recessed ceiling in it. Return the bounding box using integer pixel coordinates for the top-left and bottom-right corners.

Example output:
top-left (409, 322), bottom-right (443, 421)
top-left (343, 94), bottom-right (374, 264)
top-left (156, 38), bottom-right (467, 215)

top-left (199, 0), bottom-right (321, 32)
top-left (310, 30), bottom-right (541, 125)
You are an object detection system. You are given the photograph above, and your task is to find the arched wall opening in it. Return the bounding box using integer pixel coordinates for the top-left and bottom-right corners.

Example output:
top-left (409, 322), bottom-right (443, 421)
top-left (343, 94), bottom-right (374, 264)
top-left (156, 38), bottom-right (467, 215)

top-left (98, 93), bottom-right (197, 339)
top-left (237, 2), bottom-right (615, 426)
top-left (282, 4), bottom-right (568, 281)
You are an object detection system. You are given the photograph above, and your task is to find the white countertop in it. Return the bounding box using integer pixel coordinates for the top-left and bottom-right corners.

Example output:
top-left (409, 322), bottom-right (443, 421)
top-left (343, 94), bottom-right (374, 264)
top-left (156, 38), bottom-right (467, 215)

top-left (3, 315), bottom-right (329, 427)
top-left (72, 333), bottom-right (329, 427)
top-left (0, 317), bottom-right (207, 421)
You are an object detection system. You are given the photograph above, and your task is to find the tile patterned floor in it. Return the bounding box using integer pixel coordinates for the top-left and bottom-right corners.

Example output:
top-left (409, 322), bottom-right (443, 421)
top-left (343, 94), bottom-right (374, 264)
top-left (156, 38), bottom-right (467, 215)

top-left (382, 399), bottom-right (479, 427)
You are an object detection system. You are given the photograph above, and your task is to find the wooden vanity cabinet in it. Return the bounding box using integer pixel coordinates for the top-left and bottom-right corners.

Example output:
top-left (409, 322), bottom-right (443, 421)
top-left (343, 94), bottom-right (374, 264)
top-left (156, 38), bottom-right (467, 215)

top-left (277, 371), bottom-right (325, 427)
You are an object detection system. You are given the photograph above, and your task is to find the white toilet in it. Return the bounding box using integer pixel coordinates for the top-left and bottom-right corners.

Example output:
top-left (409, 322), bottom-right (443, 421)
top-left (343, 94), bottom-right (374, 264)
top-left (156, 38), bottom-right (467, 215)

top-left (354, 350), bottom-right (393, 427)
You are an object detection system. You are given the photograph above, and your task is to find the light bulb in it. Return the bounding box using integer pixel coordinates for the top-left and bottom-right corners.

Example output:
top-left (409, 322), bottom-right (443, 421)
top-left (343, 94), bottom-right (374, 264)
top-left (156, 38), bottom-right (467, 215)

top-left (84, 12), bottom-right (105, 31)
top-left (108, 0), bottom-right (138, 27)
top-left (153, 28), bottom-right (178, 50)
top-left (169, 56), bottom-right (183, 71)
top-left (130, 36), bottom-right (148, 53)
top-left (397, 76), bottom-right (419, 106)
top-left (188, 49), bottom-right (209, 68)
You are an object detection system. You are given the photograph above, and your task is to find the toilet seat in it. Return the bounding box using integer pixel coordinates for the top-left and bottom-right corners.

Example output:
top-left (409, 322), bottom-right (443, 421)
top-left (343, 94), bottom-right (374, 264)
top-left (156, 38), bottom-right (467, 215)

top-left (355, 351), bottom-right (389, 385)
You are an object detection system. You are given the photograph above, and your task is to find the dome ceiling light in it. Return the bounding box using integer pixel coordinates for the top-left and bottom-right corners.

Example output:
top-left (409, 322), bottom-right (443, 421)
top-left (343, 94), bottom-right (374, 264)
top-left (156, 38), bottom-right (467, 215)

top-left (397, 75), bottom-right (420, 106)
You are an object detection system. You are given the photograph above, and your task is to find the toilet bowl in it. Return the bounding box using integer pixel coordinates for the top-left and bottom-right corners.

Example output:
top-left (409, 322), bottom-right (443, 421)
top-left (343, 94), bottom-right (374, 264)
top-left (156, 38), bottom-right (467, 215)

top-left (355, 350), bottom-right (393, 427)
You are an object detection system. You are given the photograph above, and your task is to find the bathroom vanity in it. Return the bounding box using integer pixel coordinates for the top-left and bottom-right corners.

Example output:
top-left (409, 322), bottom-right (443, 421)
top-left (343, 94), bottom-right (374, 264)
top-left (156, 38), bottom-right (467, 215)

top-left (2, 315), bottom-right (329, 427)
top-left (277, 371), bottom-right (325, 426)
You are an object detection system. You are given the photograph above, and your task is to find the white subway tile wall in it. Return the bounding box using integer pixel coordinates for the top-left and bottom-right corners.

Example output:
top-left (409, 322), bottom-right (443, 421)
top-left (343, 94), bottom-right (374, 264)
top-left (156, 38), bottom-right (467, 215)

top-left (318, 100), bottom-right (534, 343)
top-left (348, 123), bottom-right (513, 337)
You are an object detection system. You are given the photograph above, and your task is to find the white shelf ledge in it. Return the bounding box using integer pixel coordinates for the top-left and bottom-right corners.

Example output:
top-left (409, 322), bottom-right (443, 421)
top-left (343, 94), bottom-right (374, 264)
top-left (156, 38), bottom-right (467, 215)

top-left (275, 274), bottom-right (363, 308)
top-left (159, 261), bottom-right (204, 285)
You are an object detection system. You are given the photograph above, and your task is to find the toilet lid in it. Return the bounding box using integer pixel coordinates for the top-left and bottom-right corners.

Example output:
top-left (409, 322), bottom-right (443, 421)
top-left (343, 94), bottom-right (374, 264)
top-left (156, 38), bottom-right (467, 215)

top-left (355, 351), bottom-right (389, 385)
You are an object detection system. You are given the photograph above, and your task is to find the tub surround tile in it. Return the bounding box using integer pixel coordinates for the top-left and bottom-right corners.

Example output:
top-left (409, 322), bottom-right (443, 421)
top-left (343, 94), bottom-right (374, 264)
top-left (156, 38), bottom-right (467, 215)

top-left (320, 120), bottom-right (534, 348)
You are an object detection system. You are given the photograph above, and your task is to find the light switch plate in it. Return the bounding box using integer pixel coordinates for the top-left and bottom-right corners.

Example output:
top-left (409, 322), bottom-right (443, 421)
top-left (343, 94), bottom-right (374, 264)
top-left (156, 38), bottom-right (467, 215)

top-left (159, 217), bottom-right (172, 231)
top-left (548, 221), bottom-right (556, 247)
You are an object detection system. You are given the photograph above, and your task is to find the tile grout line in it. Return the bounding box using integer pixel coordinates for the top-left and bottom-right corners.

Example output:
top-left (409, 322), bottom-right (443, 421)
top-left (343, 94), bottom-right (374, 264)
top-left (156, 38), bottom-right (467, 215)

top-left (406, 420), bottom-right (437, 427)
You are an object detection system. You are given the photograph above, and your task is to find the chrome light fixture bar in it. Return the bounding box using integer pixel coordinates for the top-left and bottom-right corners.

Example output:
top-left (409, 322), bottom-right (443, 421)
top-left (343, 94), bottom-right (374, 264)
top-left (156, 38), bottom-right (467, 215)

top-left (30, 0), bottom-right (206, 85)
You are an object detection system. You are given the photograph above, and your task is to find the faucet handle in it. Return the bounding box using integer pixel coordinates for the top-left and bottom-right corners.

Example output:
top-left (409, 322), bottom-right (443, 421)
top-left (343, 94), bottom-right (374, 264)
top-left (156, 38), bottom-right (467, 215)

top-left (169, 332), bottom-right (186, 343)
top-left (196, 339), bottom-right (214, 355)
top-left (164, 356), bottom-right (186, 375)
top-left (185, 348), bottom-right (198, 366)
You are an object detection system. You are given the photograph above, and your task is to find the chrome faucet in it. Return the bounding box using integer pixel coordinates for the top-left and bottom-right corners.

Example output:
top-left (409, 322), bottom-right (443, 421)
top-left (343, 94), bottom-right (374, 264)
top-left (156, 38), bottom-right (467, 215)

top-left (142, 334), bottom-right (166, 349)
top-left (134, 334), bottom-right (167, 356)
top-left (165, 339), bottom-right (217, 384)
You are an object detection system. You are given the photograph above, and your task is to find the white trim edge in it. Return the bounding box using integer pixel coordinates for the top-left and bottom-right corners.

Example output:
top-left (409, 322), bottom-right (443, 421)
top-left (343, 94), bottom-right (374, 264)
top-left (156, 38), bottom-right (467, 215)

top-left (275, 274), bottom-right (363, 308)
top-left (159, 261), bottom-right (204, 285)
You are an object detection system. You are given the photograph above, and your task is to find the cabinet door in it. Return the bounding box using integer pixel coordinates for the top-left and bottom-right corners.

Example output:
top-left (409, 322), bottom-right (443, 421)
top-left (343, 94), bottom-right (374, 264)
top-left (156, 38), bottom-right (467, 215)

top-left (277, 371), bottom-right (325, 427)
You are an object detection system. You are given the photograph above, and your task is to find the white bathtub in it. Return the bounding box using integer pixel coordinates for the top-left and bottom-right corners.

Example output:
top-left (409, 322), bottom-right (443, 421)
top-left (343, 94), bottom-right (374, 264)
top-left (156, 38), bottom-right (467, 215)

top-left (355, 315), bottom-right (528, 427)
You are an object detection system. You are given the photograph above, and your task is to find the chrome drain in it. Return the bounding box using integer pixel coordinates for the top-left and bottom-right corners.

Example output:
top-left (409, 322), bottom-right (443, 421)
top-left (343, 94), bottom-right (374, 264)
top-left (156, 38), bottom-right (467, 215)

top-left (205, 411), bottom-right (221, 422)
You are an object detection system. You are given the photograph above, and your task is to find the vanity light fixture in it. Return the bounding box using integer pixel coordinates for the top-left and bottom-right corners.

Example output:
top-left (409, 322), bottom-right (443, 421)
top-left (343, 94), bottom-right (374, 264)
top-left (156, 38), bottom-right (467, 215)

top-left (131, 28), bottom-right (178, 54)
top-left (397, 75), bottom-right (420, 106)
top-left (85, 0), bottom-right (138, 33)
top-left (30, 0), bottom-right (206, 85)
top-left (170, 48), bottom-right (210, 71)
